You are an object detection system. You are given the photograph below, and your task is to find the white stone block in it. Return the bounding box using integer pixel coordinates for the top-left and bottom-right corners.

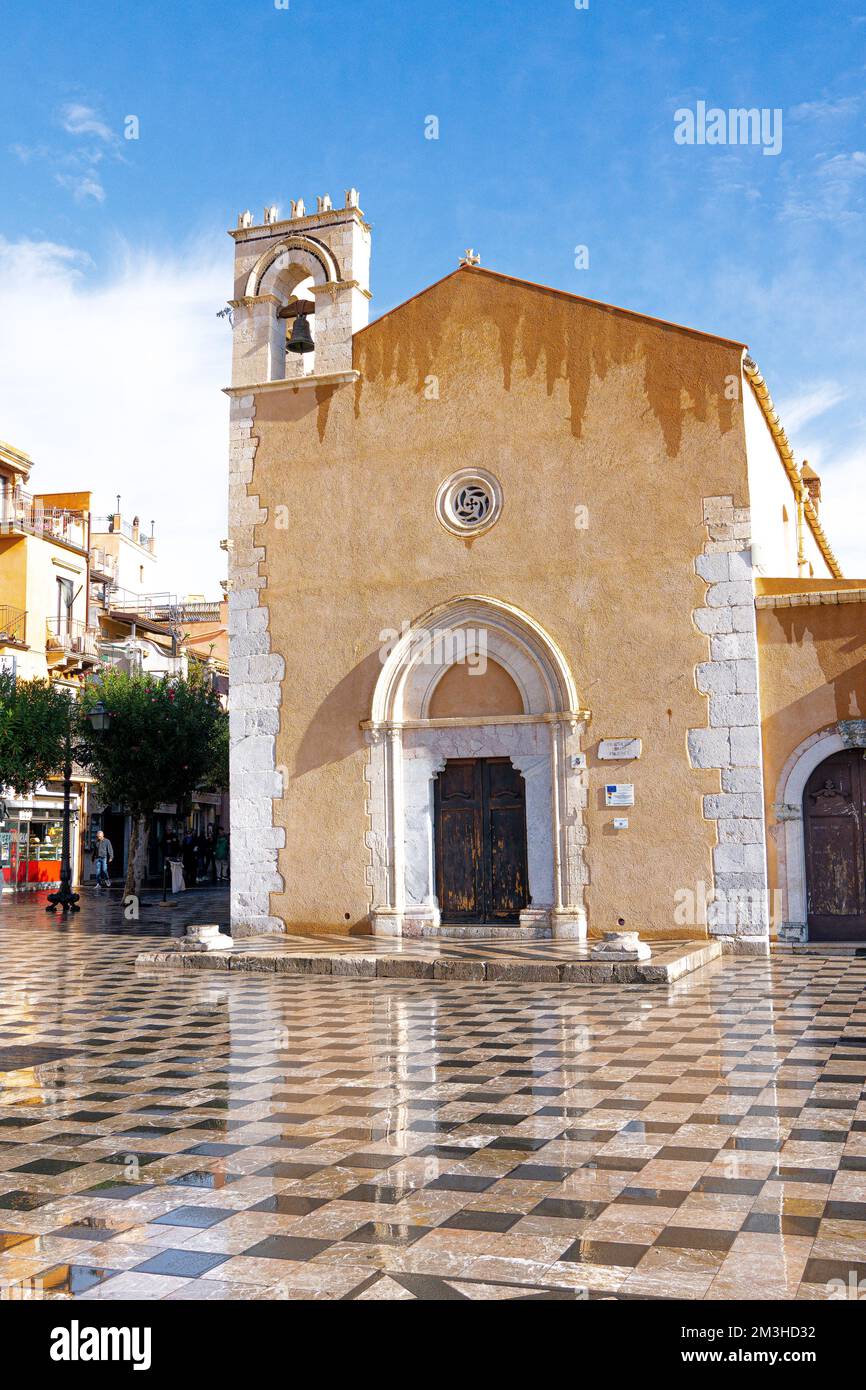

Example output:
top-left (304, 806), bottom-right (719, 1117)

top-left (233, 735), bottom-right (278, 772)
top-left (706, 581), bottom-right (754, 609)
top-left (703, 793), bottom-right (745, 820)
top-left (695, 661), bottom-right (736, 695)
top-left (710, 633), bottom-right (756, 661)
top-left (730, 727), bottom-right (762, 768)
top-left (694, 607), bottom-right (733, 635)
top-left (733, 659), bottom-right (758, 693)
top-left (731, 605), bottom-right (757, 633)
top-left (709, 694), bottom-right (761, 728)
top-left (718, 817), bottom-right (764, 844)
top-left (714, 869), bottom-right (767, 893)
top-left (687, 727), bottom-right (730, 769)
top-left (727, 549), bottom-right (753, 582)
top-left (714, 843), bottom-right (747, 872)
top-left (695, 554), bottom-right (730, 583)
top-left (721, 767), bottom-right (762, 793)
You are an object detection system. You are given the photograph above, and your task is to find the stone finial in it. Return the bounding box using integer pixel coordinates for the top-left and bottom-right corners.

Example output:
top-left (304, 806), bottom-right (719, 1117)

top-left (238, 209), bottom-right (253, 228)
top-left (345, 188), bottom-right (360, 208)
top-left (264, 204), bottom-right (279, 224)
top-left (459, 248), bottom-right (481, 267)
top-left (317, 194), bottom-right (333, 212)
top-left (290, 198), bottom-right (306, 219)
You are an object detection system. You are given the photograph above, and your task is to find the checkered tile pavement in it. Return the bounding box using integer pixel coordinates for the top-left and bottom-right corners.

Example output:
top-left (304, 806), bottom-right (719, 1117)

top-left (1, 913), bottom-right (865, 1300)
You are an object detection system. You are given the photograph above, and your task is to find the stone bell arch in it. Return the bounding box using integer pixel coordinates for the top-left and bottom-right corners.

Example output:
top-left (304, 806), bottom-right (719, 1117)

top-left (228, 190), bottom-right (372, 386)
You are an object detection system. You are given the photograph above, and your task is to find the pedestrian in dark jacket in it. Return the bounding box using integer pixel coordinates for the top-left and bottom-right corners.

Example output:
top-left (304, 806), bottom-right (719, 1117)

top-left (182, 831), bottom-right (197, 888)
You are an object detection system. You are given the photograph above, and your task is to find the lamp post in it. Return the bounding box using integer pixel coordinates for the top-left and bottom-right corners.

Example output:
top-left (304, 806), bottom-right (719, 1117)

top-left (46, 699), bottom-right (110, 914)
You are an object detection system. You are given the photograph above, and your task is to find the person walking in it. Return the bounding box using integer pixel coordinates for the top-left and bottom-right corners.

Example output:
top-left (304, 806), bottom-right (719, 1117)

top-left (213, 829), bottom-right (229, 882)
top-left (202, 825), bottom-right (216, 883)
top-left (182, 830), bottom-right (197, 889)
top-left (92, 830), bottom-right (114, 891)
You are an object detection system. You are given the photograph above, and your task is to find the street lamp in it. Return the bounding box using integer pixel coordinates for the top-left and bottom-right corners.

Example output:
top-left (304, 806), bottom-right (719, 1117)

top-left (88, 701), bottom-right (110, 733)
top-left (45, 699), bottom-right (110, 914)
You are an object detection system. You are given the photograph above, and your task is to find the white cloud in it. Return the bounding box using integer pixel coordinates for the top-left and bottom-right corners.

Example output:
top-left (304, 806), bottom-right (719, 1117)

top-left (54, 172), bottom-right (106, 203)
top-left (60, 103), bottom-right (115, 145)
top-left (0, 234), bottom-right (231, 597)
top-left (807, 448), bottom-right (866, 579)
top-left (789, 97), bottom-right (860, 121)
top-left (776, 380), bottom-right (846, 434)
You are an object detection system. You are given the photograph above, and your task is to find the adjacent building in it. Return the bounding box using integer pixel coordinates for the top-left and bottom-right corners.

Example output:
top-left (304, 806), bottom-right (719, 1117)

top-left (225, 194), bottom-right (866, 948)
top-left (0, 440), bottom-right (99, 889)
top-left (1, 453), bottom-right (229, 891)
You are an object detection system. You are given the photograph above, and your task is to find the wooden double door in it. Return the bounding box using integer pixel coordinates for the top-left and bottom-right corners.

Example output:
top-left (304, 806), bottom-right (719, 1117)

top-left (434, 757), bottom-right (529, 924)
top-left (804, 749), bottom-right (866, 941)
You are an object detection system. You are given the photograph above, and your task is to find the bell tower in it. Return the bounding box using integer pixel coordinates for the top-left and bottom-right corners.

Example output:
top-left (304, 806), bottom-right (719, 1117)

top-left (227, 190), bottom-right (371, 386)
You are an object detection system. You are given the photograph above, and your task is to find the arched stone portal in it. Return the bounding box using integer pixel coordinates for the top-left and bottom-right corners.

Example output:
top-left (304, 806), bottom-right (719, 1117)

top-left (774, 729), bottom-right (847, 941)
top-left (364, 596), bottom-right (590, 938)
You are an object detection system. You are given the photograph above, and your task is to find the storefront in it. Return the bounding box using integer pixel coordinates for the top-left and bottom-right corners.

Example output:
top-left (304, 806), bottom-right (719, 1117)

top-left (0, 787), bottom-right (82, 890)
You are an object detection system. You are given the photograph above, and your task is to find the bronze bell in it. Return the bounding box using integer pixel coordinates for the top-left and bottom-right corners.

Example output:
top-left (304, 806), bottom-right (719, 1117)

top-left (287, 312), bottom-right (314, 354)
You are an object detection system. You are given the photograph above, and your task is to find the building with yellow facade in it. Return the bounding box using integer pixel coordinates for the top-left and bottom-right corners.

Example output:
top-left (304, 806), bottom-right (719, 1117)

top-left (0, 440), bottom-right (99, 889)
top-left (224, 195), bottom-right (866, 950)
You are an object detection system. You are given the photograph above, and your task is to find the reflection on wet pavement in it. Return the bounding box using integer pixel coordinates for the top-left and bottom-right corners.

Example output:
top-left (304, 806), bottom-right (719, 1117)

top-left (1, 912), bottom-right (866, 1300)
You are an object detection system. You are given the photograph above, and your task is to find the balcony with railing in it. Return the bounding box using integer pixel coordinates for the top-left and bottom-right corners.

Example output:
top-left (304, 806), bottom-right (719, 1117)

top-left (90, 515), bottom-right (156, 554)
top-left (0, 490), bottom-right (88, 551)
top-left (0, 605), bottom-right (27, 647)
top-left (45, 617), bottom-right (100, 661)
top-left (106, 591), bottom-right (222, 625)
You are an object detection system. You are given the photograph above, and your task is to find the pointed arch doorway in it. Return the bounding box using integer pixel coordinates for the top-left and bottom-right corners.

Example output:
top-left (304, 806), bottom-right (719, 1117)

top-left (364, 595), bottom-right (590, 939)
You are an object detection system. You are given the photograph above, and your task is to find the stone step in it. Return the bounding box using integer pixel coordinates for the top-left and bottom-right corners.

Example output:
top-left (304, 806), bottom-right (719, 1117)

top-left (137, 937), bottom-right (723, 986)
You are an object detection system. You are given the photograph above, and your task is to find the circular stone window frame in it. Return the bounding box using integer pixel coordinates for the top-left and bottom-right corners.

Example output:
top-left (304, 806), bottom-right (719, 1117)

top-left (435, 468), bottom-right (504, 538)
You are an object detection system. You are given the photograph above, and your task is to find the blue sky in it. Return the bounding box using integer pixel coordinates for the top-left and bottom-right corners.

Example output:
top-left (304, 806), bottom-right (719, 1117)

top-left (1, 0), bottom-right (864, 590)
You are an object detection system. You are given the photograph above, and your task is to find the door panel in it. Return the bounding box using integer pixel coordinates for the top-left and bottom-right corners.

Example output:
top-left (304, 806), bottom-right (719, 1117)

top-left (485, 760), bottom-right (529, 919)
top-left (804, 750), bottom-right (866, 941)
top-left (434, 760), bottom-right (483, 920)
top-left (434, 757), bottom-right (529, 924)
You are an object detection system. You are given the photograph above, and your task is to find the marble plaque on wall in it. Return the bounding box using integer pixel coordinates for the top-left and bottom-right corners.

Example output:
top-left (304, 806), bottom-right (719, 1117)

top-left (598, 738), bottom-right (642, 761)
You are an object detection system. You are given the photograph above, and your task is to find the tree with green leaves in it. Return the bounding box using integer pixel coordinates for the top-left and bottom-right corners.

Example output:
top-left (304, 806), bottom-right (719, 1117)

top-left (0, 671), bottom-right (70, 797)
top-left (76, 667), bottom-right (227, 896)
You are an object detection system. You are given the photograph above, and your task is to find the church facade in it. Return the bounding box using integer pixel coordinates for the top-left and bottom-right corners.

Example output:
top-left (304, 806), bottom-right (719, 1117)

top-left (225, 194), bottom-right (866, 951)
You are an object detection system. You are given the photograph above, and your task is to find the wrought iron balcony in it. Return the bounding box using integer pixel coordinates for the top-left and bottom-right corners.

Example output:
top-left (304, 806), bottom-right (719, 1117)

top-left (0, 491), bottom-right (87, 551)
top-left (0, 605), bottom-right (26, 646)
top-left (45, 617), bottom-right (100, 659)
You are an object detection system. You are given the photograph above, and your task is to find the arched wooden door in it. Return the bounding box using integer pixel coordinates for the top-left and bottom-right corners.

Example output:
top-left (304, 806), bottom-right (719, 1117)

top-left (804, 749), bottom-right (866, 941)
top-left (434, 758), bottom-right (529, 923)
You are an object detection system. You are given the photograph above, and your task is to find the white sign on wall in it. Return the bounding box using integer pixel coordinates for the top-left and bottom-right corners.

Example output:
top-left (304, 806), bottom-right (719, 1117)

top-left (598, 738), bottom-right (642, 761)
top-left (605, 784), bottom-right (635, 807)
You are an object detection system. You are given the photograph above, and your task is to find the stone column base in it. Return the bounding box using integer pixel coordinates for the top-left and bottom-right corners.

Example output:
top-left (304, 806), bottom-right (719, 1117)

top-left (720, 935), bottom-right (771, 956)
top-left (178, 924), bottom-right (232, 951)
top-left (550, 907), bottom-right (587, 941)
top-left (370, 904), bottom-right (442, 938)
top-left (590, 930), bottom-right (651, 962)
top-left (519, 906), bottom-right (553, 931)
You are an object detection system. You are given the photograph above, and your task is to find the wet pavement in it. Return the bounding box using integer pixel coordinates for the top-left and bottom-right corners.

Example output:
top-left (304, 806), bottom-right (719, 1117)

top-left (0, 891), bottom-right (865, 1300)
top-left (0, 882), bottom-right (231, 938)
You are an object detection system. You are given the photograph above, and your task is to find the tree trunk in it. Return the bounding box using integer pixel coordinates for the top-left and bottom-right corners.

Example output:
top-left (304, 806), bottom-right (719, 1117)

top-left (124, 813), bottom-right (151, 897)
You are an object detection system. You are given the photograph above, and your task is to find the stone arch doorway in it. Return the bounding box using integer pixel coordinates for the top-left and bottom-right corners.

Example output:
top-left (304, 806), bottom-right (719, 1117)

top-left (803, 748), bottom-right (866, 941)
top-left (364, 595), bottom-right (590, 938)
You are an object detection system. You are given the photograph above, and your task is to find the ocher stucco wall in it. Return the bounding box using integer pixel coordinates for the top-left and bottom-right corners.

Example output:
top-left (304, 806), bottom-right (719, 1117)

top-left (758, 597), bottom-right (866, 897)
top-left (251, 269), bottom-right (751, 935)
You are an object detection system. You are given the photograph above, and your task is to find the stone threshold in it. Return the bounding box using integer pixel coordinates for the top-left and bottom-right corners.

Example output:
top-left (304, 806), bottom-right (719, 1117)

top-left (136, 937), bottom-right (722, 985)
